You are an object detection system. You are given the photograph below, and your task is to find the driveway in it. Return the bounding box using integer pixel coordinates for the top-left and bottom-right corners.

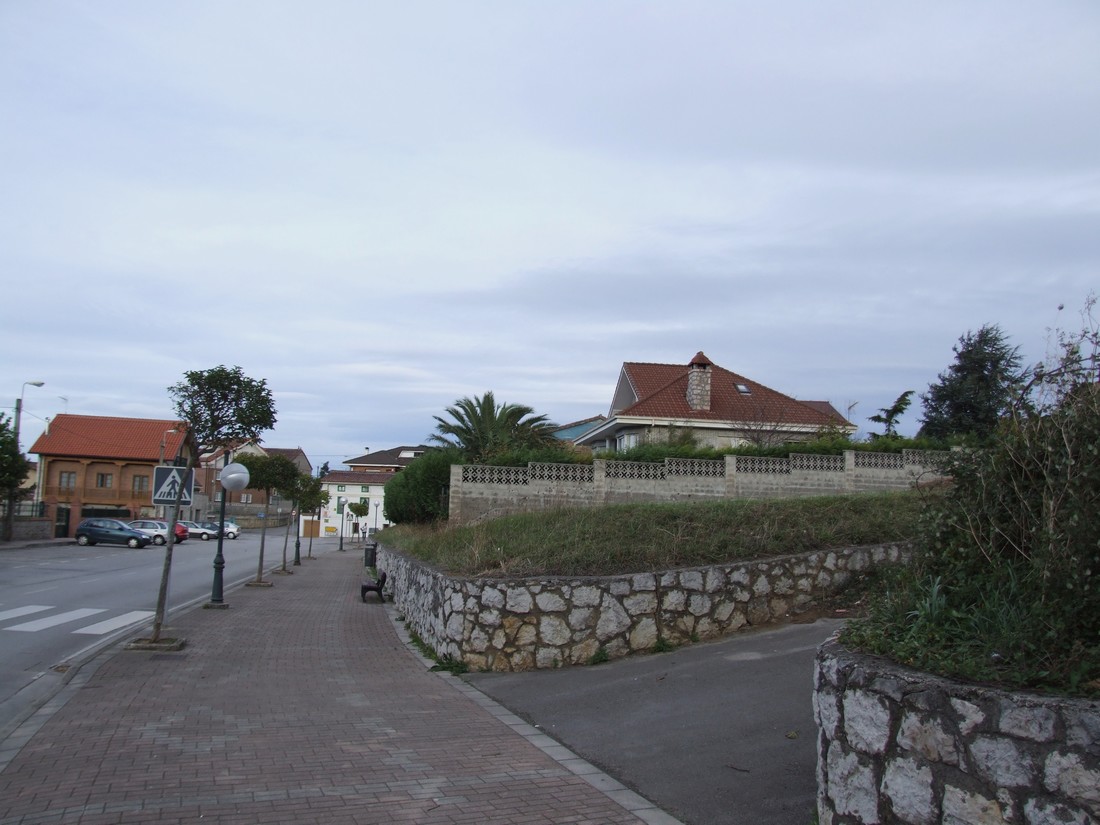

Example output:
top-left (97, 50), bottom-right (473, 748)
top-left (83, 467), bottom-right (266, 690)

top-left (464, 617), bottom-right (844, 825)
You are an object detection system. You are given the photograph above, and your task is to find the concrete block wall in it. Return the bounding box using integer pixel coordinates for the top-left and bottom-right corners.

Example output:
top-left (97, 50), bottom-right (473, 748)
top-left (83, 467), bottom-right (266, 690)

top-left (449, 450), bottom-right (950, 524)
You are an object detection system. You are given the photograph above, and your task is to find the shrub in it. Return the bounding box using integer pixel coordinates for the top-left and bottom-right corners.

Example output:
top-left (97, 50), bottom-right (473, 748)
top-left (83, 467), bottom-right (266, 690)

top-left (843, 318), bottom-right (1100, 696)
top-left (383, 447), bottom-right (463, 524)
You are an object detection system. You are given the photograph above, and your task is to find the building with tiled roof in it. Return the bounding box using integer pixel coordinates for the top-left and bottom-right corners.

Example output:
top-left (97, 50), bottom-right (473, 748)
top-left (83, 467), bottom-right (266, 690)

top-left (29, 414), bottom-right (192, 538)
top-left (575, 352), bottom-right (855, 452)
top-left (343, 446), bottom-right (430, 473)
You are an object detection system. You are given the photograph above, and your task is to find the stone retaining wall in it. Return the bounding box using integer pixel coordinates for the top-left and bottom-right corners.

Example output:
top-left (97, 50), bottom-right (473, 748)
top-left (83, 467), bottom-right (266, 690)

top-left (377, 542), bottom-right (910, 672)
top-left (815, 638), bottom-right (1100, 824)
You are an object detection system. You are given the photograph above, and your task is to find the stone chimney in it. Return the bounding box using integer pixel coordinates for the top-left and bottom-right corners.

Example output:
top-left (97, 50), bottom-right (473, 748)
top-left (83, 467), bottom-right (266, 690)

top-left (686, 352), bottom-right (713, 411)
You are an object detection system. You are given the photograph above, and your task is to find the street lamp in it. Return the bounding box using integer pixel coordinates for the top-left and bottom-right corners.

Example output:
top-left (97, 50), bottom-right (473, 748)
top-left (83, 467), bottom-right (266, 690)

top-left (4, 381), bottom-right (43, 542)
top-left (206, 458), bottom-right (249, 608)
top-left (337, 496), bottom-right (348, 551)
top-left (373, 500), bottom-right (380, 534)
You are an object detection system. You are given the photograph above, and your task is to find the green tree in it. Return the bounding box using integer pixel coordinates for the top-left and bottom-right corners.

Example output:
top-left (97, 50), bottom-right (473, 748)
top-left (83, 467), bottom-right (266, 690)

top-left (919, 324), bottom-right (1026, 440)
top-left (868, 390), bottom-right (915, 440)
top-left (296, 474), bottom-right (329, 559)
top-left (1, 413), bottom-right (32, 540)
top-left (384, 447), bottom-right (461, 523)
top-left (275, 470), bottom-right (317, 570)
top-left (429, 391), bottom-right (557, 462)
top-left (846, 301), bottom-right (1100, 694)
top-left (147, 366), bottom-right (276, 643)
top-left (235, 452), bottom-right (300, 584)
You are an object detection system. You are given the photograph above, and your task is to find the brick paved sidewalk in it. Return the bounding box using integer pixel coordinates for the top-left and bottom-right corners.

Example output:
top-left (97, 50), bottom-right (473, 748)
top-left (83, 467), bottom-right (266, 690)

top-left (0, 552), bottom-right (678, 825)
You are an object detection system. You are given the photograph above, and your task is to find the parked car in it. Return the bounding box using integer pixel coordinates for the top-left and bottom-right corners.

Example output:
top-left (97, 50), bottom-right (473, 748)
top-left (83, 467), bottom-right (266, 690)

top-left (217, 521), bottom-right (241, 540)
top-left (128, 519), bottom-right (189, 545)
top-left (75, 519), bottom-right (153, 548)
top-left (180, 520), bottom-right (219, 541)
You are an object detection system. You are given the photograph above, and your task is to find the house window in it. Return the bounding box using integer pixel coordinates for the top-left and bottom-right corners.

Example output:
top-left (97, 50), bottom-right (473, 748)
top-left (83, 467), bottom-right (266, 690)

top-left (361, 486), bottom-right (369, 493)
top-left (360, 497), bottom-right (368, 504)
top-left (241, 494), bottom-right (253, 504)
top-left (132, 475), bottom-right (150, 493)
top-left (337, 484), bottom-right (346, 492)
top-left (59, 471), bottom-right (76, 490)
top-left (736, 383), bottom-right (751, 394)
top-left (214, 491), bottom-right (223, 502)
top-left (616, 433), bottom-right (639, 451)
top-left (95, 473), bottom-right (113, 489)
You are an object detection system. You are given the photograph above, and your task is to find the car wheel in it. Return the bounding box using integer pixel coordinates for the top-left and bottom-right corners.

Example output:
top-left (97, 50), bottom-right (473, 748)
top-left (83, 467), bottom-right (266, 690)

top-left (128, 537), bottom-right (141, 548)
top-left (77, 534), bottom-right (90, 546)
top-left (227, 532), bottom-right (237, 539)
top-left (154, 535), bottom-right (166, 545)
top-left (201, 533), bottom-right (210, 541)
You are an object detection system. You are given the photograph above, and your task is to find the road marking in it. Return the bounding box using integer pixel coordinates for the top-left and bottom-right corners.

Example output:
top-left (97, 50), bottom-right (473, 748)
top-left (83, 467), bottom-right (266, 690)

top-left (0, 605), bottom-right (54, 622)
top-left (73, 610), bottom-right (156, 635)
top-left (5, 608), bottom-right (107, 632)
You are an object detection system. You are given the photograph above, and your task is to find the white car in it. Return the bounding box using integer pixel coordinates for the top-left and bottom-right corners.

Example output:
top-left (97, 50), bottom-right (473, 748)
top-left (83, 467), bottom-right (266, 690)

top-left (217, 521), bottom-right (242, 539)
top-left (180, 521), bottom-right (219, 541)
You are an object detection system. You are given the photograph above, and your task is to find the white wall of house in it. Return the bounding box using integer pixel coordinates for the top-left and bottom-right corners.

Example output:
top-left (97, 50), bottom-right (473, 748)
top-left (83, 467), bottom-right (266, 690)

top-left (304, 479), bottom-right (389, 539)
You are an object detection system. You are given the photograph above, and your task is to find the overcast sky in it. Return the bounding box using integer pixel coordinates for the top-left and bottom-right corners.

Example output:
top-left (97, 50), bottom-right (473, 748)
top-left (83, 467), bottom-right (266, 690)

top-left (2, 1), bottom-right (1098, 469)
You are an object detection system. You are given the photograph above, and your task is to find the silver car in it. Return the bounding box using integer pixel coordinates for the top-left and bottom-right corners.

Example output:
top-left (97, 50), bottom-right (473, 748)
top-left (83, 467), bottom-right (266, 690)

top-left (128, 519), bottom-right (189, 545)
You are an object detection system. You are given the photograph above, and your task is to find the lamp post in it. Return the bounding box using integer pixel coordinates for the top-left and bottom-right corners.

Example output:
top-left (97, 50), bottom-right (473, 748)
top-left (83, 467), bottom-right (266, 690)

top-left (206, 458), bottom-right (249, 608)
top-left (373, 500), bottom-right (380, 534)
top-left (337, 496), bottom-right (348, 551)
top-left (4, 381), bottom-right (43, 542)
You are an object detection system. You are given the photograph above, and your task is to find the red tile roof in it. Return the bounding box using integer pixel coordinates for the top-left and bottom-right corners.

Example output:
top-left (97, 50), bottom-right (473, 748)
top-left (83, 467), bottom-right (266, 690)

top-left (617, 355), bottom-right (843, 428)
top-left (29, 414), bottom-right (189, 462)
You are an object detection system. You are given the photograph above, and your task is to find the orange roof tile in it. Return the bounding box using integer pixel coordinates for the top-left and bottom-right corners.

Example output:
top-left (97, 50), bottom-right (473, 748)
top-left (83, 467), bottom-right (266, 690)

top-left (617, 355), bottom-right (842, 428)
top-left (29, 414), bottom-right (189, 462)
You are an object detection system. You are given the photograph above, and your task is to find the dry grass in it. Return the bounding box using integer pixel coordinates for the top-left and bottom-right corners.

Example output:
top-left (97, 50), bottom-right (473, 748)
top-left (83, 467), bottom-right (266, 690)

top-left (380, 490), bottom-right (929, 577)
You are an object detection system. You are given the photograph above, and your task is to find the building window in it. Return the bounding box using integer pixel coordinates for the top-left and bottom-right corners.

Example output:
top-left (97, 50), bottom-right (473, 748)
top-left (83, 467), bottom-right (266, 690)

top-left (337, 484), bottom-right (346, 492)
top-left (59, 471), bottom-right (76, 490)
top-left (361, 486), bottom-right (369, 492)
top-left (241, 494), bottom-right (253, 504)
top-left (95, 473), bottom-right (114, 489)
top-left (132, 475), bottom-right (150, 493)
top-left (360, 497), bottom-right (368, 504)
top-left (215, 491), bottom-right (223, 502)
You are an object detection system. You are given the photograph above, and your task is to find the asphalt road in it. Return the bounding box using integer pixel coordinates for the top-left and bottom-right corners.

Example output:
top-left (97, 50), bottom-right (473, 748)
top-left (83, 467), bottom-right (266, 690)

top-left (465, 617), bottom-right (844, 825)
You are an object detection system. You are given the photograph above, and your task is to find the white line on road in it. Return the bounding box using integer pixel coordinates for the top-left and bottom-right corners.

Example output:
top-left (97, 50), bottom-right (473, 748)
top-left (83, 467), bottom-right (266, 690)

top-left (5, 608), bottom-right (107, 632)
top-left (73, 610), bottom-right (156, 635)
top-left (0, 605), bottom-right (54, 622)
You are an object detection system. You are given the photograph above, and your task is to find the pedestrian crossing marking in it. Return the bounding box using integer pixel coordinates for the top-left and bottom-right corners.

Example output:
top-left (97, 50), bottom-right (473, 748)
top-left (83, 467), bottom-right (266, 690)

top-left (6, 608), bottom-right (107, 632)
top-left (73, 610), bottom-right (155, 635)
top-left (0, 605), bottom-right (53, 622)
top-left (1, 605), bottom-right (157, 635)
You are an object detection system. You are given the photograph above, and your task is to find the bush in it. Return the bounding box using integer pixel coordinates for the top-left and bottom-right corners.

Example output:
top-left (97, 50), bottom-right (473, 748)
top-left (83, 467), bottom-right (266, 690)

top-left (843, 384), bottom-right (1100, 696)
top-left (383, 447), bottom-right (463, 524)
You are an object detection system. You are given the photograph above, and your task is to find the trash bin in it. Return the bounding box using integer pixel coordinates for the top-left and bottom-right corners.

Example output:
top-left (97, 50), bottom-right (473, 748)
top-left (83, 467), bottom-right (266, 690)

top-left (364, 541), bottom-right (378, 568)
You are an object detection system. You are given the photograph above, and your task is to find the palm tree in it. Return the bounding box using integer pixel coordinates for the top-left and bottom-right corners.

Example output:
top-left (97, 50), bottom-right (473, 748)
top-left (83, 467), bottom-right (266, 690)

top-left (429, 391), bottom-right (557, 462)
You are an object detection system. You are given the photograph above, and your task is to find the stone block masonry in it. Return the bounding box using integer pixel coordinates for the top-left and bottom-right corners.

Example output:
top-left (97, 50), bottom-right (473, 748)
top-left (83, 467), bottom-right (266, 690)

top-left (377, 542), bottom-right (910, 672)
top-left (815, 638), bottom-right (1100, 825)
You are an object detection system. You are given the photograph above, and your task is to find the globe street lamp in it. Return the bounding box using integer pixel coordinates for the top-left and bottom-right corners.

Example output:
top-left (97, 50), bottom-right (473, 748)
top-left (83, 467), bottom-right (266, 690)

top-left (206, 459), bottom-right (249, 608)
top-left (337, 496), bottom-right (348, 551)
top-left (4, 380), bottom-right (44, 542)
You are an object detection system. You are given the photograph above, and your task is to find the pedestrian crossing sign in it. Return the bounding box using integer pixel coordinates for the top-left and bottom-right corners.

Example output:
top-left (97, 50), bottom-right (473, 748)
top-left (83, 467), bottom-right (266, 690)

top-left (152, 466), bottom-right (194, 505)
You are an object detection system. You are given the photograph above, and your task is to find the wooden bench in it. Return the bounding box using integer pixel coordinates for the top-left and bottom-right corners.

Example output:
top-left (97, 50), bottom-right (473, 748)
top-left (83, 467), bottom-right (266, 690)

top-left (361, 570), bottom-right (388, 602)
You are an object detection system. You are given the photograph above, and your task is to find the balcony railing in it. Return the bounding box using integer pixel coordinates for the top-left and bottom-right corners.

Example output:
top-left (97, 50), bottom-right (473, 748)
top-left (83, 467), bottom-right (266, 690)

top-left (43, 486), bottom-right (149, 503)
